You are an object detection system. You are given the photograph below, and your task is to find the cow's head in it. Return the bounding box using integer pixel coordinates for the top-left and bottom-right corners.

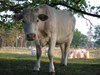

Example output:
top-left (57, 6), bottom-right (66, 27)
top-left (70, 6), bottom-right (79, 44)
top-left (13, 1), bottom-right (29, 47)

top-left (13, 8), bottom-right (48, 41)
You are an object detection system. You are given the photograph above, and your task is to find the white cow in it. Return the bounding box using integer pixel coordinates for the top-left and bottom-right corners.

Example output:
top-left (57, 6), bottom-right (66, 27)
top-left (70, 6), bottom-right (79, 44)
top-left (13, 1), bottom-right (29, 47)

top-left (31, 48), bottom-right (36, 56)
top-left (13, 4), bottom-right (76, 73)
top-left (68, 49), bottom-right (90, 59)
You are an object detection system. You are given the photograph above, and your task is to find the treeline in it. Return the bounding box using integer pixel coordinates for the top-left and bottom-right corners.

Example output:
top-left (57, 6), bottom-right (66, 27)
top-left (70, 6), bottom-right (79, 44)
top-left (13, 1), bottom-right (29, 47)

top-left (0, 22), bottom-right (25, 47)
top-left (0, 21), bottom-right (99, 48)
top-left (0, 21), bottom-right (91, 48)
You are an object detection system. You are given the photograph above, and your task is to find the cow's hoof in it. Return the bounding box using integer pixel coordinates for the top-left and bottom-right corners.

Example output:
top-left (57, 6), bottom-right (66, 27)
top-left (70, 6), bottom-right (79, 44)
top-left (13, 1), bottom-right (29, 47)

top-left (33, 70), bottom-right (39, 72)
top-left (33, 68), bottom-right (40, 73)
top-left (33, 70), bottom-right (40, 75)
top-left (48, 72), bottom-right (55, 75)
top-left (33, 67), bottom-right (40, 71)
top-left (60, 63), bottom-right (67, 66)
top-left (60, 63), bottom-right (65, 66)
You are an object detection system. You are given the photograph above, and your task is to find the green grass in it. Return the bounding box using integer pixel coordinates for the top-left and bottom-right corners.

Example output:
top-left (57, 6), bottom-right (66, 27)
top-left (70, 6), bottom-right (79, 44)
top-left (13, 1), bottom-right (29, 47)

top-left (0, 53), bottom-right (100, 75)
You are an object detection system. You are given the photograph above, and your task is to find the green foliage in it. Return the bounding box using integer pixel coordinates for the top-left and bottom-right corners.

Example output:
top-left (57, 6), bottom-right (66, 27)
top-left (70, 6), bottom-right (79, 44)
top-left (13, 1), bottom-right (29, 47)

top-left (0, 0), bottom-right (98, 30)
top-left (94, 25), bottom-right (100, 47)
top-left (94, 25), bottom-right (100, 40)
top-left (71, 29), bottom-right (88, 48)
top-left (0, 21), bottom-right (24, 47)
top-left (0, 0), bottom-right (97, 14)
top-left (95, 39), bottom-right (100, 47)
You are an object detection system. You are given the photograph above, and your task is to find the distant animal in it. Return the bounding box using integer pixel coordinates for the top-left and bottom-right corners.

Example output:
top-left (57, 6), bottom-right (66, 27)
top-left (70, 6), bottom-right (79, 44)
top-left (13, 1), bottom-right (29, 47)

top-left (68, 49), bottom-right (90, 59)
top-left (31, 48), bottom-right (36, 56)
top-left (13, 4), bottom-right (76, 73)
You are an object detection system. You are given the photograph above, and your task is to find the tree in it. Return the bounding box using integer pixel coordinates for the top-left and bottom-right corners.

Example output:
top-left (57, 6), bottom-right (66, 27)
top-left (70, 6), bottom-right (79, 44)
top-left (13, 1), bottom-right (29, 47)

top-left (0, 21), bottom-right (24, 47)
top-left (80, 34), bottom-right (88, 47)
top-left (94, 25), bottom-right (100, 47)
top-left (0, 0), bottom-right (100, 17)
top-left (71, 29), bottom-right (88, 48)
top-left (0, 0), bottom-right (99, 32)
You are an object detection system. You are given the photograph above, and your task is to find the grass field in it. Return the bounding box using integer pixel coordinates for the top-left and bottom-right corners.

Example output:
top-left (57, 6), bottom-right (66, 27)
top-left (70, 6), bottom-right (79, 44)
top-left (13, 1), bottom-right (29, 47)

top-left (0, 53), bottom-right (100, 75)
top-left (0, 48), bottom-right (100, 75)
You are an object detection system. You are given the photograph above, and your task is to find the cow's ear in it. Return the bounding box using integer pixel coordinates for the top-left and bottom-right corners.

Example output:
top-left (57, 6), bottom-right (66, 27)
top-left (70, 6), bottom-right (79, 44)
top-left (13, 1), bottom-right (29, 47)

top-left (38, 14), bottom-right (48, 21)
top-left (12, 14), bottom-right (22, 21)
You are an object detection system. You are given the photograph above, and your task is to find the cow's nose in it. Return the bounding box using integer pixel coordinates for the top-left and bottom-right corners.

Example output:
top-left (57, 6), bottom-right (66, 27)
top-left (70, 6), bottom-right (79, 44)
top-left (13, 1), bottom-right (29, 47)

top-left (26, 33), bottom-right (36, 40)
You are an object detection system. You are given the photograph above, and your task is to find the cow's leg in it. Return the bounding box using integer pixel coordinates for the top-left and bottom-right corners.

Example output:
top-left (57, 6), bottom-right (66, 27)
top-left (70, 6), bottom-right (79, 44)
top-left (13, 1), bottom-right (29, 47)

top-left (33, 41), bottom-right (42, 71)
top-left (60, 43), bottom-right (65, 65)
top-left (63, 41), bottom-right (71, 66)
top-left (48, 34), bottom-right (56, 73)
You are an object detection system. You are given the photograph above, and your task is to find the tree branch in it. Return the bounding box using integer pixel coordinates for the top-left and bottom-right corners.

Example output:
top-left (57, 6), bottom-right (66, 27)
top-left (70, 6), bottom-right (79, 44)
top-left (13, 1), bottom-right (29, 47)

top-left (49, 2), bottom-right (100, 18)
top-left (76, 0), bottom-right (82, 4)
top-left (82, 15), bottom-right (94, 27)
top-left (0, 1), bottom-right (100, 18)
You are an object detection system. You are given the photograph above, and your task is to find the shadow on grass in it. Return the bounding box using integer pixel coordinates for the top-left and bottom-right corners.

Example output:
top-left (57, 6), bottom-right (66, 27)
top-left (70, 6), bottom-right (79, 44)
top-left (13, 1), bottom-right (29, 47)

top-left (0, 59), bottom-right (100, 75)
top-left (0, 53), bottom-right (100, 75)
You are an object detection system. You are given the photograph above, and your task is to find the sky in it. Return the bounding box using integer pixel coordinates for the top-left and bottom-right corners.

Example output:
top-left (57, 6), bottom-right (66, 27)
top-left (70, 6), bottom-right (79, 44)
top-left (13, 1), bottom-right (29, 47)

top-left (75, 0), bottom-right (100, 35)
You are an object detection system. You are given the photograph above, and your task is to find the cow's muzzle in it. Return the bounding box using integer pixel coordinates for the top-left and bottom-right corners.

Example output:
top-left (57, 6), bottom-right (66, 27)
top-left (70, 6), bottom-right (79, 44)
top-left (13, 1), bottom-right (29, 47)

top-left (26, 33), bottom-right (36, 41)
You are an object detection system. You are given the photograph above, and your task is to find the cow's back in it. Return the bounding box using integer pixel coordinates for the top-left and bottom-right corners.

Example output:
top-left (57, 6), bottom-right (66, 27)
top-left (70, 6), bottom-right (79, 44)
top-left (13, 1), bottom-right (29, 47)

top-left (54, 9), bottom-right (76, 43)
